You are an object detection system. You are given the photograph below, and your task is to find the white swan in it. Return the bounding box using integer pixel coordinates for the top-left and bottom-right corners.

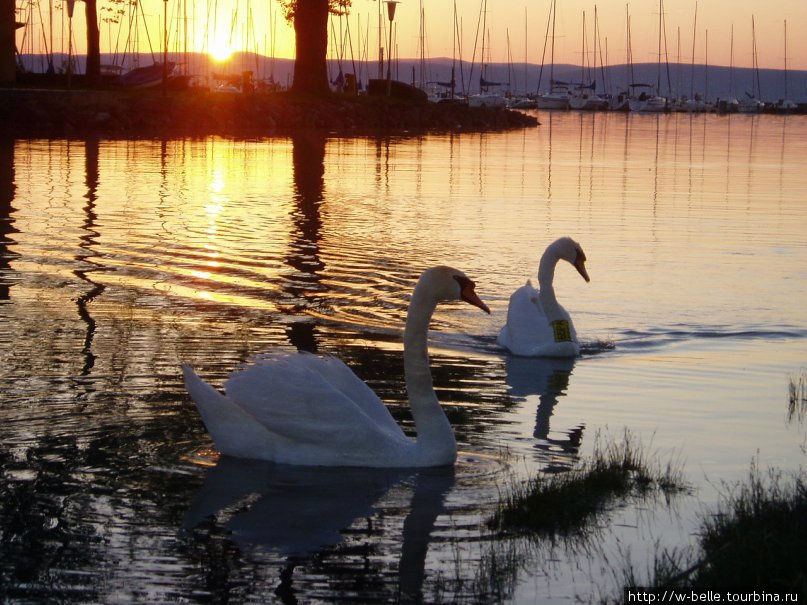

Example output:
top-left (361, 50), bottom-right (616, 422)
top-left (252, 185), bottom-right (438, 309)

top-left (497, 237), bottom-right (590, 357)
top-left (182, 266), bottom-right (490, 467)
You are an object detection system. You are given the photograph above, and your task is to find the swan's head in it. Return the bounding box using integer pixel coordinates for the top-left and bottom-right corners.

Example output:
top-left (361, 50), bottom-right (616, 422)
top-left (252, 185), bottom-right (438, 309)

top-left (419, 266), bottom-right (490, 314)
top-left (554, 237), bottom-right (590, 283)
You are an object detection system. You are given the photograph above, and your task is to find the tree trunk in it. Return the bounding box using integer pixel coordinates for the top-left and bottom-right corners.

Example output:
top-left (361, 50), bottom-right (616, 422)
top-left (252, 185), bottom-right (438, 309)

top-left (291, 0), bottom-right (330, 95)
top-left (0, 0), bottom-right (15, 83)
top-left (84, 0), bottom-right (100, 84)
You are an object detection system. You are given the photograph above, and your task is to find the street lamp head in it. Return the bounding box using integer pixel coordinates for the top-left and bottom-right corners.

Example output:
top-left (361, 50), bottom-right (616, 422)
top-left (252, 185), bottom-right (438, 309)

top-left (385, 1), bottom-right (400, 22)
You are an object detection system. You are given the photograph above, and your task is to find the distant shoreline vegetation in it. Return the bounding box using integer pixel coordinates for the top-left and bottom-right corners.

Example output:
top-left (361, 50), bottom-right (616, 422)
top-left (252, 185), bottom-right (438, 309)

top-left (0, 88), bottom-right (538, 138)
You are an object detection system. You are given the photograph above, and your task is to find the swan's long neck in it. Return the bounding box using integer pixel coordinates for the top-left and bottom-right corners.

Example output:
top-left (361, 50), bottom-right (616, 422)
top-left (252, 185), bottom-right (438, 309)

top-left (537, 243), bottom-right (564, 320)
top-left (403, 281), bottom-right (456, 463)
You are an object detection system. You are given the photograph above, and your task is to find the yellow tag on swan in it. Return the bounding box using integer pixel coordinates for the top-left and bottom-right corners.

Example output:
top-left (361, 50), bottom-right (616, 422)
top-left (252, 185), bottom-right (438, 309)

top-left (551, 320), bottom-right (572, 343)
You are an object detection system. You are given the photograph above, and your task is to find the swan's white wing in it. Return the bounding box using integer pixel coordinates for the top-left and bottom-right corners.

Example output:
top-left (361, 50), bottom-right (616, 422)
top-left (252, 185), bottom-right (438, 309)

top-left (497, 282), bottom-right (578, 357)
top-left (292, 354), bottom-right (403, 434)
top-left (497, 282), bottom-right (553, 352)
top-left (223, 354), bottom-right (408, 452)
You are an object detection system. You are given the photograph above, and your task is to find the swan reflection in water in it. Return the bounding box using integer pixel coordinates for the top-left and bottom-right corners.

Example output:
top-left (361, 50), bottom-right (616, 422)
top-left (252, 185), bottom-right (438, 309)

top-left (505, 355), bottom-right (584, 471)
top-left (184, 456), bottom-right (454, 602)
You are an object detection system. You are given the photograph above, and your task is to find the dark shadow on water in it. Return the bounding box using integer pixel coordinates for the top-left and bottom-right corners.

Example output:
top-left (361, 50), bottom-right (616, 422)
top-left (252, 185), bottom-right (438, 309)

top-left (284, 132), bottom-right (328, 353)
top-left (183, 457), bottom-right (454, 603)
top-left (0, 137), bottom-right (17, 301)
top-left (505, 355), bottom-right (585, 471)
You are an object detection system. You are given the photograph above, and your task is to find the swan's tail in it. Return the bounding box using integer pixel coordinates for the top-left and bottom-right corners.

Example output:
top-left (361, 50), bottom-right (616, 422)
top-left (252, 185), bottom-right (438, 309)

top-left (181, 364), bottom-right (274, 460)
top-left (182, 364), bottom-right (224, 408)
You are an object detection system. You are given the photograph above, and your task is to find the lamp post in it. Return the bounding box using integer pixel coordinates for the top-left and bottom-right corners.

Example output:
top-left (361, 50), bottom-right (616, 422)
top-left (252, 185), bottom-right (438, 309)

top-left (384, 1), bottom-right (399, 96)
top-left (66, 0), bottom-right (75, 89)
top-left (162, 0), bottom-right (169, 94)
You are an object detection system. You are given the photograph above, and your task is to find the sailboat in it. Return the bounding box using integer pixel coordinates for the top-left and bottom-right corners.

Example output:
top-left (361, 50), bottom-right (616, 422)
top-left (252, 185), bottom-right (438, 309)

top-left (468, 0), bottom-right (507, 107)
top-left (609, 5), bottom-right (633, 112)
top-left (738, 16), bottom-right (764, 113)
top-left (717, 23), bottom-right (739, 114)
top-left (629, 0), bottom-right (668, 112)
top-left (469, 23), bottom-right (507, 106)
top-left (507, 9), bottom-right (538, 108)
top-left (568, 10), bottom-right (608, 110)
top-left (536, 0), bottom-right (570, 110)
top-left (682, 4), bottom-right (710, 112)
top-left (773, 20), bottom-right (797, 114)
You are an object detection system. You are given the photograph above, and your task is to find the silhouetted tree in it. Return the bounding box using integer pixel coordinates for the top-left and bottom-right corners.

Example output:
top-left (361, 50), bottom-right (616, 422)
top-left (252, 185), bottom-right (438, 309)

top-left (280, 0), bottom-right (350, 95)
top-left (84, 0), bottom-right (100, 84)
top-left (0, 0), bottom-right (16, 83)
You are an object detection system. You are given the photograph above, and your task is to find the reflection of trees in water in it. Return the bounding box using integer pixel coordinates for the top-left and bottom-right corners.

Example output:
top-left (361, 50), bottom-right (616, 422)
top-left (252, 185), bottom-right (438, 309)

top-left (0, 137), bottom-right (17, 301)
top-left (284, 132), bottom-right (327, 352)
top-left (505, 356), bottom-right (585, 472)
top-left (74, 137), bottom-right (106, 375)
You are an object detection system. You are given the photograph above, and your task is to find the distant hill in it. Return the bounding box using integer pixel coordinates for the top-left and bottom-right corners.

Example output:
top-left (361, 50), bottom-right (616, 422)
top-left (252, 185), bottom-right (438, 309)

top-left (16, 53), bottom-right (807, 102)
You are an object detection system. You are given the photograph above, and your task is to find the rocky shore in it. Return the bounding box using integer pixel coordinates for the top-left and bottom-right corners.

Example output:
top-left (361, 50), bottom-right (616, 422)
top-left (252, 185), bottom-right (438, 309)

top-left (0, 88), bottom-right (538, 138)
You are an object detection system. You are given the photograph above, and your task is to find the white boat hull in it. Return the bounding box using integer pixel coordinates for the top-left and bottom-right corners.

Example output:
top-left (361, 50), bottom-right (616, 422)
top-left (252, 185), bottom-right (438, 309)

top-left (536, 93), bottom-right (570, 110)
top-left (568, 95), bottom-right (609, 111)
top-left (737, 99), bottom-right (764, 113)
top-left (629, 96), bottom-right (667, 112)
top-left (468, 93), bottom-right (507, 108)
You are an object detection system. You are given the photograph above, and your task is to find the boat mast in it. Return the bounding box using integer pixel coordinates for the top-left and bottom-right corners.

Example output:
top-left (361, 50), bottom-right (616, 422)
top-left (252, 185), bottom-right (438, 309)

top-left (783, 20), bottom-right (788, 100)
top-left (48, 0), bottom-right (54, 72)
top-left (453, 1), bottom-right (463, 97)
top-left (656, 0), bottom-right (662, 95)
top-left (752, 15), bottom-right (760, 99)
top-left (704, 28), bottom-right (708, 101)
top-left (536, 0), bottom-right (552, 93)
top-left (578, 11), bottom-right (585, 90)
top-left (626, 5), bottom-right (633, 87)
top-left (378, 0), bottom-right (382, 79)
top-left (690, 0), bottom-right (697, 98)
top-left (480, 0), bottom-right (487, 92)
top-left (662, 0), bottom-right (672, 96)
top-left (729, 22), bottom-right (734, 98)
top-left (591, 8), bottom-right (597, 90)
top-left (418, 0), bottom-right (424, 88)
top-left (549, 0), bottom-right (556, 90)
top-left (183, 0), bottom-right (187, 75)
top-left (507, 28), bottom-right (512, 92)
top-left (524, 7), bottom-right (527, 96)
top-left (595, 6), bottom-right (608, 95)
top-left (452, 0), bottom-right (457, 98)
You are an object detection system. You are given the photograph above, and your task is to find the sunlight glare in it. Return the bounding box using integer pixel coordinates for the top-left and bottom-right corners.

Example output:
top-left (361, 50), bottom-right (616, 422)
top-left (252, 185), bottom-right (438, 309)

top-left (209, 42), bottom-right (233, 62)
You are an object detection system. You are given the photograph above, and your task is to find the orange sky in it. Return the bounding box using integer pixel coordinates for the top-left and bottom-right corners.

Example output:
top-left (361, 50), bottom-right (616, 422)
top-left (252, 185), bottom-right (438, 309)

top-left (15, 0), bottom-right (807, 70)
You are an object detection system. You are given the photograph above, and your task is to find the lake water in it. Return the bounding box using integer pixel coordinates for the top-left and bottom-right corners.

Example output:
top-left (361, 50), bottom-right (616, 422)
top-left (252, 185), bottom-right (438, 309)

top-left (1, 112), bottom-right (806, 603)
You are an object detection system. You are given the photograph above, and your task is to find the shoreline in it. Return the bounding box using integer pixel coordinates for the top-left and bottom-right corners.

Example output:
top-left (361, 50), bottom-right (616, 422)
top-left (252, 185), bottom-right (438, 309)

top-left (0, 88), bottom-right (539, 139)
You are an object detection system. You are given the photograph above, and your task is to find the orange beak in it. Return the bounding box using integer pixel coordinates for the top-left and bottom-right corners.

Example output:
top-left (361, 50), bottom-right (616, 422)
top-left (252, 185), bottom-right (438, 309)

top-left (460, 282), bottom-right (490, 314)
top-left (574, 257), bottom-right (590, 283)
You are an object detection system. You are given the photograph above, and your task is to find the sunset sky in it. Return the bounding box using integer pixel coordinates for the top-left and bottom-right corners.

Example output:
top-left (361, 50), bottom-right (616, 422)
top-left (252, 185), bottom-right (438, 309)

top-left (17, 0), bottom-right (807, 70)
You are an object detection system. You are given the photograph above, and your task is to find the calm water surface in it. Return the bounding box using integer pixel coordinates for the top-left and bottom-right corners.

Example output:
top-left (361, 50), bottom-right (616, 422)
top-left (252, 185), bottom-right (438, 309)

top-left (1, 112), bottom-right (806, 602)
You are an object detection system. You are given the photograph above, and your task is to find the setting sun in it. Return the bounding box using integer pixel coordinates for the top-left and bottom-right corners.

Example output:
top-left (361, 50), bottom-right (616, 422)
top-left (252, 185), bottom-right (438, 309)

top-left (209, 42), bottom-right (233, 63)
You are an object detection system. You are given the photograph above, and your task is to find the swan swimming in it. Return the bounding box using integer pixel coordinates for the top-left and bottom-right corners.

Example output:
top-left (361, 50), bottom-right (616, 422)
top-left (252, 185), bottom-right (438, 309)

top-left (182, 265), bottom-right (490, 467)
top-left (497, 237), bottom-right (590, 357)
